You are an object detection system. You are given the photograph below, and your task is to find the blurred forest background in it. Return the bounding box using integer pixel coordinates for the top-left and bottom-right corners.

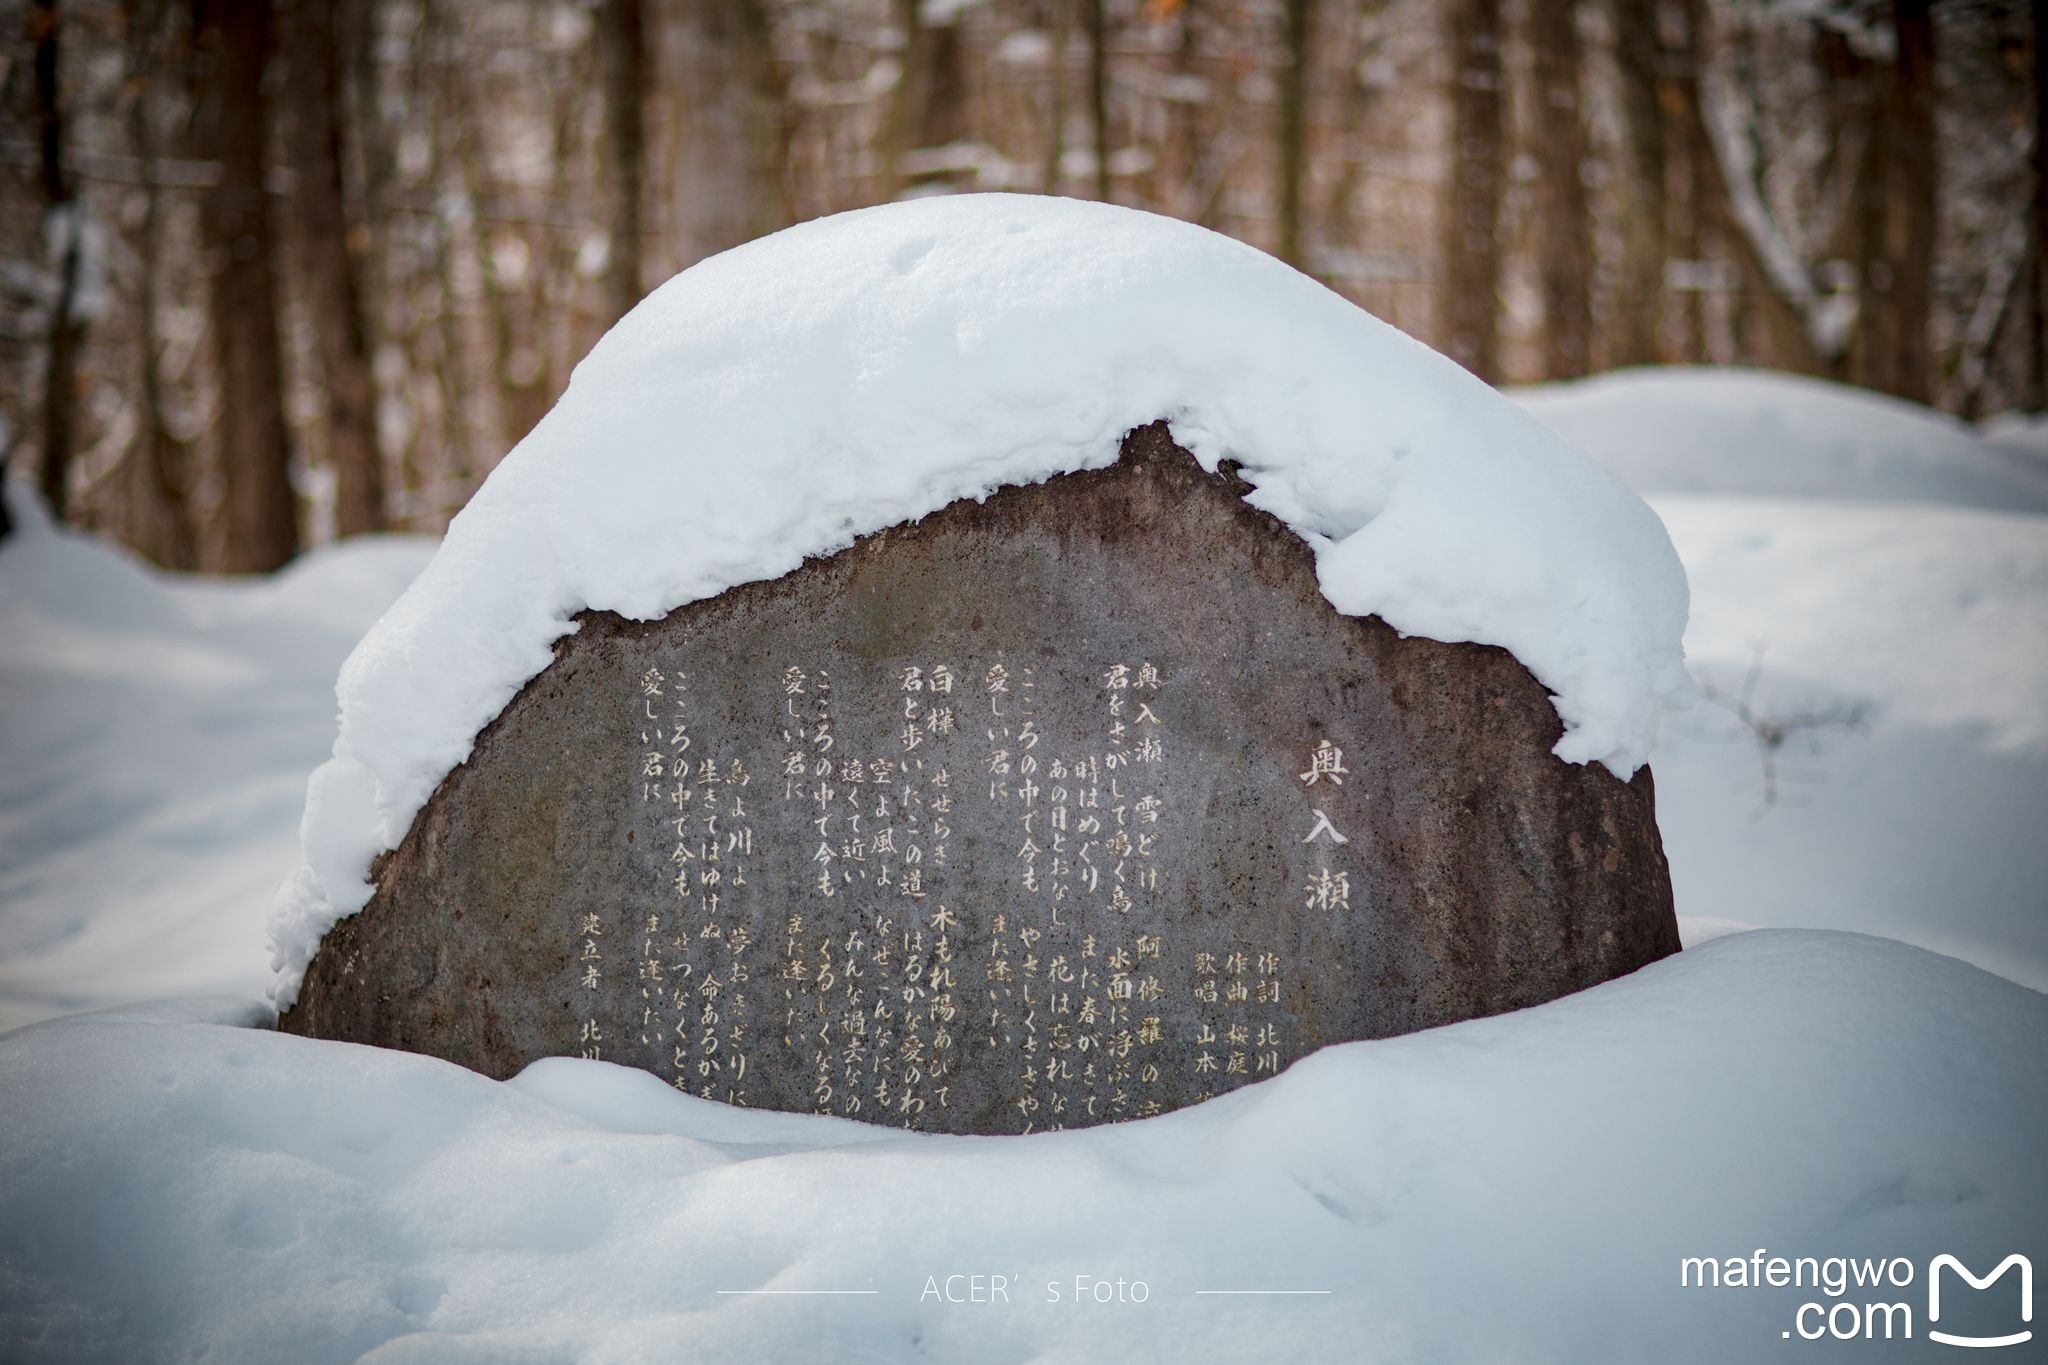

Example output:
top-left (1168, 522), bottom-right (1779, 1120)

top-left (1, 0), bottom-right (2042, 570)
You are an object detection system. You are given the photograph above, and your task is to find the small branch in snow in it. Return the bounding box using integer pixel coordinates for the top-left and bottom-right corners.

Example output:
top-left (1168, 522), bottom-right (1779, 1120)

top-left (1697, 650), bottom-right (1869, 816)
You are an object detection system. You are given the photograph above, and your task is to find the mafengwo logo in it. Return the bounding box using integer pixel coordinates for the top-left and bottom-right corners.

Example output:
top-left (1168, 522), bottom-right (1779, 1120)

top-left (1679, 1250), bottom-right (2032, 1346)
top-left (1928, 1255), bottom-right (2032, 1350)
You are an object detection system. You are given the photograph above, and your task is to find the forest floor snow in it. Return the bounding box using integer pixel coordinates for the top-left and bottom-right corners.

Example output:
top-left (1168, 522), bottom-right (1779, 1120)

top-left (3, 932), bottom-right (2042, 1362)
top-left (2, 365), bottom-right (2045, 1360)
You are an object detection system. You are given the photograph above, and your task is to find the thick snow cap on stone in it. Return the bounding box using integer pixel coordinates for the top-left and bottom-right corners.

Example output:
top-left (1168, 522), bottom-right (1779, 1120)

top-left (269, 194), bottom-right (1693, 1008)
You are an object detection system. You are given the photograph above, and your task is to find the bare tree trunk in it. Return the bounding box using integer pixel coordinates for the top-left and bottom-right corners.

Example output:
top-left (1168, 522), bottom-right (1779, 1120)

top-left (448, 68), bottom-right (549, 455)
top-left (1530, 0), bottom-right (1591, 378)
top-left (1848, 54), bottom-right (1891, 388)
top-left (533, 33), bottom-right (598, 414)
top-left (1044, 0), bottom-right (1069, 192)
top-left (1669, 0), bottom-right (1710, 361)
top-left (124, 0), bottom-right (197, 568)
top-left (1881, 0), bottom-right (1936, 403)
top-left (418, 2), bottom-right (477, 509)
top-left (289, 0), bottom-right (384, 537)
top-left (1444, 0), bottom-right (1504, 381)
top-left (1276, 0), bottom-right (1313, 268)
top-left (401, 25), bottom-right (448, 511)
top-left (1087, 0), bottom-right (1110, 202)
top-left (345, 0), bottom-right (392, 300)
top-left (192, 0), bottom-right (299, 571)
top-left (1953, 219), bottom-right (2026, 420)
top-left (1668, 0), bottom-right (1818, 373)
top-left (888, 0), bottom-right (970, 195)
top-left (601, 0), bottom-right (646, 324)
top-left (2032, 0), bottom-right (2047, 411)
top-left (343, 0), bottom-right (395, 383)
top-left (923, 14), bottom-right (968, 168)
top-left (886, 0), bottom-right (924, 194)
top-left (339, 0), bottom-right (414, 517)
top-left (1815, 21), bottom-right (1873, 384)
top-left (1173, 0), bottom-right (1212, 222)
top-left (1850, 2), bottom-right (1936, 400)
top-left (33, 0), bottom-right (84, 523)
top-left (1609, 0), bottom-right (1665, 366)
top-left (666, 0), bottom-right (780, 261)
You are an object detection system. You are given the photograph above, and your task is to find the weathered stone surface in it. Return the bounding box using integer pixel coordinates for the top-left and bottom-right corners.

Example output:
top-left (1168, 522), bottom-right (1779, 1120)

top-left (281, 423), bottom-right (1679, 1133)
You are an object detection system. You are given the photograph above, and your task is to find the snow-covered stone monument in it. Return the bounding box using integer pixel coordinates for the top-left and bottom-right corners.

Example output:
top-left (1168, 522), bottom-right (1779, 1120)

top-left (271, 196), bottom-right (1693, 1134)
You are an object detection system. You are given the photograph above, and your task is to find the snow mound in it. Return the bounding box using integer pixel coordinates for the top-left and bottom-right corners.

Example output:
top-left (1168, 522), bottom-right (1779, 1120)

top-left (0, 480), bottom-right (433, 1031)
top-left (1981, 409), bottom-right (2048, 467)
top-left (1517, 367), bottom-right (2048, 513)
top-left (269, 194), bottom-right (1691, 1007)
top-left (3, 931), bottom-right (2041, 1361)
top-left (1647, 493), bottom-right (2048, 992)
top-left (1661, 496), bottom-right (2048, 752)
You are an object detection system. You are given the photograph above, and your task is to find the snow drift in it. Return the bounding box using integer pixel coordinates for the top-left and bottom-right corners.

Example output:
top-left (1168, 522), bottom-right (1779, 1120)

top-left (1517, 367), bottom-right (2048, 513)
top-left (2, 932), bottom-right (2040, 1362)
top-left (0, 480), bottom-right (433, 1031)
top-left (1642, 494), bottom-right (2048, 991)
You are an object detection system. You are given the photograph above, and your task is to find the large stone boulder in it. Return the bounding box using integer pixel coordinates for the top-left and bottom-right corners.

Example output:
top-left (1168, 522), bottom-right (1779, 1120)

top-left (281, 423), bottom-right (1679, 1133)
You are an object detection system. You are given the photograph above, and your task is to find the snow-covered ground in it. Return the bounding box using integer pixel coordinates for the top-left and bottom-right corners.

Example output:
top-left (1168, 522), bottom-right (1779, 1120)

top-left (3, 353), bottom-right (2044, 1361)
top-left (1644, 497), bottom-right (2048, 988)
top-left (1518, 366), bottom-right (2048, 512)
top-left (1519, 367), bottom-right (2048, 993)
top-left (0, 491), bottom-right (434, 1033)
top-left (3, 932), bottom-right (2041, 1362)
